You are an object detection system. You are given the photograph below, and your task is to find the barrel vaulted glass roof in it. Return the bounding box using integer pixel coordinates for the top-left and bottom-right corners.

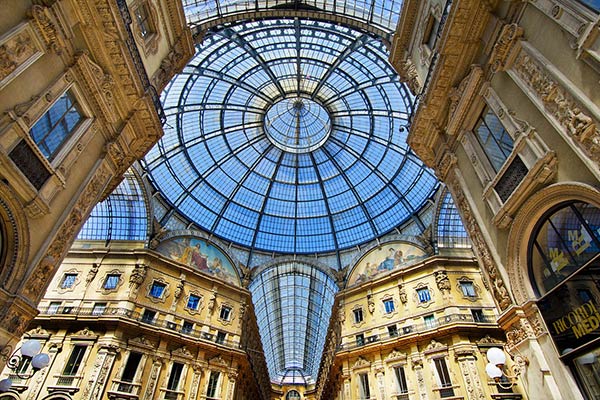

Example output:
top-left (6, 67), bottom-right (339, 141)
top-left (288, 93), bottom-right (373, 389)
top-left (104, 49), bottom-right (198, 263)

top-left (144, 18), bottom-right (438, 254)
top-left (183, 0), bottom-right (405, 37)
top-left (249, 262), bottom-right (338, 384)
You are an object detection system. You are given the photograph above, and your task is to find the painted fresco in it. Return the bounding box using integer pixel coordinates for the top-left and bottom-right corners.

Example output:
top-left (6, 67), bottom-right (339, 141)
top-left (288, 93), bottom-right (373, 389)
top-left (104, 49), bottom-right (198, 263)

top-left (156, 236), bottom-right (240, 286)
top-left (348, 242), bottom-right (427, 286)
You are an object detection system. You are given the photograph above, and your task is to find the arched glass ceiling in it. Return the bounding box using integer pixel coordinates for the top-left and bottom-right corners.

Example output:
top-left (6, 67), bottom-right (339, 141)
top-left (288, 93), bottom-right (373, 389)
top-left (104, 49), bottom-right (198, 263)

top-left (436, 191), bottom-right (470, 249)
top-left (248, 262), bottom-right (338, 384)
top-left (183, 0), bottom-right (405, 36)
top-left (77, 170), bottom-right (148, 241)
top-left (143, 18), bottom-right (438, 254)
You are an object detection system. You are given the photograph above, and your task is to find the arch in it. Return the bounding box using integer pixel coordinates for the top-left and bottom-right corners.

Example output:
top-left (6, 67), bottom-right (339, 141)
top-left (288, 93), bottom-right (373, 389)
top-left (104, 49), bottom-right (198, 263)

top-left (433, 188), bottom-right (470, 249)
top-left (0, 181), bottom-right (30, 294)
top-left (286, 389), bottom-right (302, 399)
top-left (77, 168), bottom-right (150, 243)
top-left (506, 182), bottom-right (600, 304)
top-left (0, 393), bottom-right (21, 400)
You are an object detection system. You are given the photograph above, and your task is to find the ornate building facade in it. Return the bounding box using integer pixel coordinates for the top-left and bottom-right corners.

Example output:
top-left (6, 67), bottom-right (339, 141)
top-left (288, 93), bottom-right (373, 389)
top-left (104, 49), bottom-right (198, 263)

top-left (0, 0), bottom-right (599, 399)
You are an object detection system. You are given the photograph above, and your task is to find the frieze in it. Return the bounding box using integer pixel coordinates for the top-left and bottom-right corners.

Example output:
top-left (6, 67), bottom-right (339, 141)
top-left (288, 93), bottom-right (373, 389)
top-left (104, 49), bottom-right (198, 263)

top-left (351, 356), bottom-right (371, 370)
top-left (512, 45), bottom-right (600, 167)
top-left (0, 22), bottom-right (44, 90)
top-left (28, 5), bottom-right (66, 55)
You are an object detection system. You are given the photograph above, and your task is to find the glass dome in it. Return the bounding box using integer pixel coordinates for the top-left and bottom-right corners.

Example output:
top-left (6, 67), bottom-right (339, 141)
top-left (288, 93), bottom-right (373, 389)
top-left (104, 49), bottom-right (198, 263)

top-left (143, 18), bottom-right (438, 254)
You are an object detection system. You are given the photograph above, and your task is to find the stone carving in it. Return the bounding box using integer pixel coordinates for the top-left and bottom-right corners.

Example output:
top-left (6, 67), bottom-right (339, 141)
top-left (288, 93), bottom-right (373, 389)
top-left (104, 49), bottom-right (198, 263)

top-left (143, 357), bottom-right (163, 400)
top-left (171, 276), bottom-right (185, 310)
top-left (425, 339), bottom-right (446, 352)
top-left (28, 5), bottom-right (65, 54)
top-left (385, 349), bottom-right (407, 362)
top-left (489, 23), bottom-right (523, 72)
top-left (0, 25), bottom-right (40, 86)
top-left (447, 173), bottom-right (512, 310)
top-left (396, 58), bottom-right (421, 94)
top-left (209, 355), bottom-right (228, 367)
top-left (74, 327), bottom-right (96, 337)
top-left (367, 294), bottom-right (375, 314)
top-left (506, 317), bottom-right (536, 349)
top-left (172, 346), bottom-right (193, 358)
top-left (398, 283), bottom-right (408, 305)
top-left (239, 264), bottom-right (252, 288)
top-left (129, 263), bottom-right (147, 296)
top-left (207, 290), bottom-right (217, 316)
top-left (85, 263), bottom-right (99, 286)
top-left (514, 49), bottom-right (600, 165)
top-left (331, 266), bottom-right (347, 289)
top-left (477, 335), bottom-right (503, 345)
top-left (435, 271), bottom-right (452, 295)
top-left (129, 335), bottom-right (153, 347)
top-left (457, 356), bottom-right (486, 400)
top-left (189, 366), bottom-right (202, 400)
top-left (352, 356), bottom-right (371, 369)
top-left (27, 326), bottom-right (49, 336)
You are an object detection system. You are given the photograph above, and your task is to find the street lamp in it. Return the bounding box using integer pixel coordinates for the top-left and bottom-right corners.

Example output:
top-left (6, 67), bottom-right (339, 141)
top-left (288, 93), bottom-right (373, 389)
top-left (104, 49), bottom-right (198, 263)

top-left (0, 339), bottom-right (50, 392)
top-left (485, 347), bottom-right (528, 390)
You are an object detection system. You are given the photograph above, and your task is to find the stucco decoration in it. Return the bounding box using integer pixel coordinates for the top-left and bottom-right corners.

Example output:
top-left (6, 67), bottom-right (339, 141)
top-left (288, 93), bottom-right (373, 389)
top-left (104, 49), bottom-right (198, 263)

top-left (155, 236), bottom-right (240, 286)
top-left (348, 242), bottom-right (427, 286)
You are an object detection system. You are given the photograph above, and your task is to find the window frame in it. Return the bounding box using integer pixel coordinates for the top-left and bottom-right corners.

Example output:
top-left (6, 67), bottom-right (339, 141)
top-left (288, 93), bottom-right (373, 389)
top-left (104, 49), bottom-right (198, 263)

top-left (149, 281), bottom-right (167, 299)
top-left (219, 305), bottom-right (232, 321)
top-left (383, 298), bottom-right (395, 314)
top-left (60, 273), bottom-right (78, 289)
top-left (417, 287), bottom-right (432, 303)
top-left (206, 370), bottom-right (221, 398)
top-left (103, 273), bottom-right (121, 290)
top-left (353, 307), bottom-right (364, 323)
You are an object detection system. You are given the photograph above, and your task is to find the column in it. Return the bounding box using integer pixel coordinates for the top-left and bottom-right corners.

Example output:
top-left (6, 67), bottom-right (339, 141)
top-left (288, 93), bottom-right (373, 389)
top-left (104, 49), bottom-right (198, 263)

top-left (455, 349), bottom-right (486, 400)
top-left (189, 364), bottom-right (203, 400)
top-left (226, 369), bottom-right (238, 400)
top-left (411, 358), bottom-right (428, 400)
top-left (81, 344), bottom-right (120, 400)
top-left (142, 356), bottom-right (163, 400)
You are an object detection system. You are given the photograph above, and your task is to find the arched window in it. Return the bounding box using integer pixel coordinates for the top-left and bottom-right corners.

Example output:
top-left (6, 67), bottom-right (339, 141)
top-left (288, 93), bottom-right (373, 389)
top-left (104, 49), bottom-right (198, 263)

top-left (286, 389), bottom-right (302, 400)
top-left (528, 201), bottom-right (600, 297)
top-left (436, 191), bottom-right (470, 249)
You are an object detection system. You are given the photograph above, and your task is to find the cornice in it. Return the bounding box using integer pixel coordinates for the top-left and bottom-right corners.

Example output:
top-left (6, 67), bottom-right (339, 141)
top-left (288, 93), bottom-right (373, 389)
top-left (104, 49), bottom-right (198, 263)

top-left (408, 0), bottom-right (497, 168)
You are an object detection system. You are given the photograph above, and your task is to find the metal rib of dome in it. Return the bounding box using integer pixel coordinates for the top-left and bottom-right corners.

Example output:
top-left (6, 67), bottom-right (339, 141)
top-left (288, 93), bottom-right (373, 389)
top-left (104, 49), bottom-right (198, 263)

top-left (144, 18), bottom-right (438, 254)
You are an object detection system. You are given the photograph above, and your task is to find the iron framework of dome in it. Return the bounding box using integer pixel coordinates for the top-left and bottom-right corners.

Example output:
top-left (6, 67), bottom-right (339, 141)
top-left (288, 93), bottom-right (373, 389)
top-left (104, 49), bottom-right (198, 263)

top-left (143, 18), bottom-right (438, 255)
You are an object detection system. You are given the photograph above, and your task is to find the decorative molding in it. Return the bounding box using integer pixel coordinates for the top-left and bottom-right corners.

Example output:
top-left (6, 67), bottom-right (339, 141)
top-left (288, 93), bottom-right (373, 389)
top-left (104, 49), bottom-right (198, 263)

top-left (424, 339), bottom-right (447, 354)
top-left (171, 345), bottom-right (193, 359)
top-left (98, 269), bottom-right (125, 294)
top-left (145, 277), bottom-right (170, 303)
top-left (446, 170), bottom-right (512, 311)
top-left (434, 270), bottom-right (451, 296)
top-left (351, 356), bottom-right (371, 370)
top-left (209, 355), bottom-right (228, 367)
top-left (385, 349), bottom-right (407, 363)
top-left (0, 22), bottom-right (45, 90)
top-left (511, 42), bottom-right (600, 170)
top-left (488, 23), bottom-right (523, 73)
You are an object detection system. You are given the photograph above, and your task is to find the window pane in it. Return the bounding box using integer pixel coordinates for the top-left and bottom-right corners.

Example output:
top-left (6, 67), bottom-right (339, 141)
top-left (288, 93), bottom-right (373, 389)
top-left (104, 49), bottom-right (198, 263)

top-left (150, 282), bottom-right (166, 298)
top-left (30, 91), bottom-right (83, 160)
top-left (474, 108), bottom-right (514, 172)
top-left (63, 345), bottom-right (86, 375)
top-left (104, 274), bottom-right (120, 289)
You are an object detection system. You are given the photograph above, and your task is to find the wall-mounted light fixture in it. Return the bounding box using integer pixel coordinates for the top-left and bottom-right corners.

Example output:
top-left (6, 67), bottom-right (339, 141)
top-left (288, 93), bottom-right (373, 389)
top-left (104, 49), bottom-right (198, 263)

top-left (485, 347), bottom-right (529, 390)
top-left (0, 339), bottom-right (50, 392)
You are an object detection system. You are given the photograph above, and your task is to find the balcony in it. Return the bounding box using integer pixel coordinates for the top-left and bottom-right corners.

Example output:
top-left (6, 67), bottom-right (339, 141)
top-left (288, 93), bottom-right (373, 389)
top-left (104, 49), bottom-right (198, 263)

top-left (339, 312), bottom-right (496, 351)
top-left (107, 379), bottom-right (142, 399)
top-left (47, 374), bottom-right (83, 394)
top-left (37, 306), bottom-right (241, 350)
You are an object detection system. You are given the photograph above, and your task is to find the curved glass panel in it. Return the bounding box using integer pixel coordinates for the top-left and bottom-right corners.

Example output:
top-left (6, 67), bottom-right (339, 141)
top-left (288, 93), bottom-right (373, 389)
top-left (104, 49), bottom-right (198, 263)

top-left (77, 170), bottom-right (148, 241)
top-left (183, 0), bottom-right (405, 35)
top-left (529, 202), bottom-right (600, 296)
top-left (144, 19), bottom-right (437, 254)
top-left (436, 191), bottom-right (470, 249)
top-left (248, 262), bottom-right (338, 384)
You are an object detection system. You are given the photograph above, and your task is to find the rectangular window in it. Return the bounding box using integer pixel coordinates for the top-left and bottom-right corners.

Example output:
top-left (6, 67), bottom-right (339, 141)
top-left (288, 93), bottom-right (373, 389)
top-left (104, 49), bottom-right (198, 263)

top-left (353, 308), bottom-right (364, 323)
top-left (149, 281), bottom-right (166, 298)
top-left (417, 288), bottom-right (431, 303)
top-left (48, 301), bottom-right (61, 314)
top-left (359, 373), bottom-right (371, 399)
top-left (356, 334), bottom-right (365, 347)
top-left (219, 306), bottom-right (231, 321)
top-left (215, 331), bottom-right (226, 344)
top-left (471, 309), bottom-right (485, 323)
top-left (474, 107), bottom-right (514, 173)
top-left (394, 366), bottom-right (408, 394)
top-left (141, 309), bottom-right (156, 324)
top-left (92, 302), bottom-right (106, 316)
top-left (60, 273), bottom-right (77, 289)
top-left (63, 345), bottom-right (86, 376)
top-left (423, 14), bottom-right (441, 49)
top-left (103, 274), bottom-right (120, 290)
top-left (134, 3), bottom-right (153, 38)
top-left (388, 324), bottom-right (398, 337)
top-left (30, 91), bottom-right (84, 160)
top-left (166, 362), bottom-right (184, 391)
top-left (434, 358), bottom-right (455, 398)
top-left (118, 352), bottom-right (142, 392)
top-left (460, 281), bottom-right (476, 297)
top-left (186, 294), bottom-right (200, 310)
top-left (181, 321), bottom-right (194, 334)
top-left (424, 314), bottom-right (436, 329)
top-left (383, 299), bottom-right (395, 313)
top-left (206, 371), bottom-right (220, 398)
